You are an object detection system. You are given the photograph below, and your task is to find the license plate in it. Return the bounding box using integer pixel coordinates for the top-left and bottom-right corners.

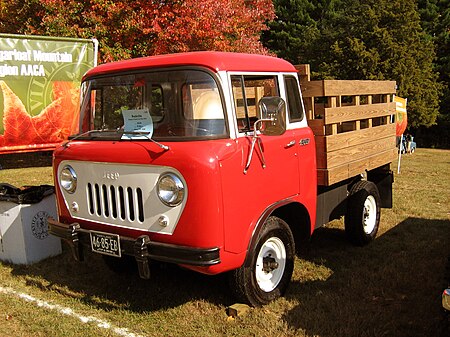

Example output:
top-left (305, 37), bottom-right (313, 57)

top-left (90, 231), bottom-right (121, 257)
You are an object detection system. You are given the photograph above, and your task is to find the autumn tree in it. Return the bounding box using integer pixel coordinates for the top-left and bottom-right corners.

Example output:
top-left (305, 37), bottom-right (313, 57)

top-left (0, 0), bottom-right (44, 33)
top-left (0, 0), bottom-right (275, 62)
top-left (152, 0), bottom-right (275, 55)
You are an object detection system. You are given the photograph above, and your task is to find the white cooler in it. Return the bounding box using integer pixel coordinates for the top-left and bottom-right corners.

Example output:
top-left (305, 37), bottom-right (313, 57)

top-left (0, 192), bottom-right (62, 264)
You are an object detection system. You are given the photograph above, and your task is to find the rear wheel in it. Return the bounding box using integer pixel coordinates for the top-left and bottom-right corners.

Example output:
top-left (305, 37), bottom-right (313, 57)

top-left (345, 180), bottom-right (381, 246)
top-left (228, 216), bottom-right (295, 306)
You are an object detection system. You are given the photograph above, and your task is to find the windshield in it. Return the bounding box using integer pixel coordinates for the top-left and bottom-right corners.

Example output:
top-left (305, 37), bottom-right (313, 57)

top-left (79, 69), bottom-right (227, 140)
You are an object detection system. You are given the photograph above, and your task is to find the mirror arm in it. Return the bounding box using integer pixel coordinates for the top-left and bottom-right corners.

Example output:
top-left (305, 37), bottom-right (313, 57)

top-left (243, 118), bottom-right (273, 174)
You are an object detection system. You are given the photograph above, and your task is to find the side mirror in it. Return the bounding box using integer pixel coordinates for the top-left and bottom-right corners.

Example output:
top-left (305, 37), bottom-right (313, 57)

top-left (257, 96), bottom-right (286, 136)
top-left (244, 96), bottom-right (287, 174)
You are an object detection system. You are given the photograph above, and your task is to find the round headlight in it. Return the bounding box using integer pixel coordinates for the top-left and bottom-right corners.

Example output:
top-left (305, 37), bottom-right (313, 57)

top-left (157, 173), bottom-right (185, 207)
top-left (60, 165), bottom-right (77, 194)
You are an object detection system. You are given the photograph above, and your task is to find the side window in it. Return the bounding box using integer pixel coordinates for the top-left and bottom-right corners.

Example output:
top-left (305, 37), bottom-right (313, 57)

top-left (231, 75), bottom-right (279, 132)
top-left (284, 76), bottom-right (304, 122)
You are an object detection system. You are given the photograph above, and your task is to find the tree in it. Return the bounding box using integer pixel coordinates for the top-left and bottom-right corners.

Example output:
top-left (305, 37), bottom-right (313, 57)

top-left (264, 0), bottom-right (441, 128)
top-left (418, 0), bottom-right (450, 116)
top-left (417, 0), bottom-right (450, 146)
top-left (0, 0), bottom-right (275, 62)
top-left (261, 0), bottom-right (319, 64)
top-left (151, 0), bottom-right (275, 55)
top-left (0, 0), bottom-right (44, 34)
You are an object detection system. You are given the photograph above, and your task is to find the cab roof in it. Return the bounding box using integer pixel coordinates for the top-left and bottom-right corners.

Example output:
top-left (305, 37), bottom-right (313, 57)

top-left (84, 51), bottom-right (297, 79)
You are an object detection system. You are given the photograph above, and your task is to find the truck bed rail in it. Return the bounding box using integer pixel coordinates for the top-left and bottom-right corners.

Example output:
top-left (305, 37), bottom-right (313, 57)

top-left (297, 65), bottom-right (397, 186)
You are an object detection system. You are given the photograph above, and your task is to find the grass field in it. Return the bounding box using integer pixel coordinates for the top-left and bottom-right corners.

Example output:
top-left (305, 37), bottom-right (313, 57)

top-left (0, 148), bottom-right (449, 337)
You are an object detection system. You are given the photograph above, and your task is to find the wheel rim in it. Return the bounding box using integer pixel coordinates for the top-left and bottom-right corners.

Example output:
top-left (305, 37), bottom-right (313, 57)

top-left (362, 195), bottom-right (377, 234)
top-left (255, 237), bottom-right (286, 292)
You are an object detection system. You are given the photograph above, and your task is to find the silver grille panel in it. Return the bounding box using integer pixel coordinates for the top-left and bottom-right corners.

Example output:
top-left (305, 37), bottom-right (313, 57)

top-left (58, 160), bottom-right (187, 234)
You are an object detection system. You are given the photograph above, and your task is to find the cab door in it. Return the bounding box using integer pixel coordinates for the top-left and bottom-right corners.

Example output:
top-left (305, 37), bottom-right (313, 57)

top-left (220, 74), bottom-right (300, 254)
top-left (283, 74), bottom-right (317, 228)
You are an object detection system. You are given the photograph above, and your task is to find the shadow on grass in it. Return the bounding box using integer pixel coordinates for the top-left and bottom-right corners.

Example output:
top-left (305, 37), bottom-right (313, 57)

top-left (9, 245), bottom-right (231, 312)
top-left (0, 151), bottom-right (52, 169)
top-left (285, 217), bottom-right (450, 337)
top-left (6, 216), bottom-right (450, 337)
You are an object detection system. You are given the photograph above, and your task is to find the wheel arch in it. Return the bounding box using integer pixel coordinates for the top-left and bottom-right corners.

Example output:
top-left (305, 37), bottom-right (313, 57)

top-left (244, 200), bottom-right (312, 267)
top-left (272, 202), bottom-right (312, 250)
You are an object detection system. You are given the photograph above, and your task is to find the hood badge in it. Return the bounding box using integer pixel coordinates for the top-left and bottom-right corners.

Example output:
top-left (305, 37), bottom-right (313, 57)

top-left (103, 172), bottom-right (120, 180)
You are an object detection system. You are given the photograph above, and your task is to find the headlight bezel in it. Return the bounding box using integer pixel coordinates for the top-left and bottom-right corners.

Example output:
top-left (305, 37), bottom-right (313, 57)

top-left (60, 165), bottom-right (77, 194)
top-left (157, 172), bottom-right (185, 207)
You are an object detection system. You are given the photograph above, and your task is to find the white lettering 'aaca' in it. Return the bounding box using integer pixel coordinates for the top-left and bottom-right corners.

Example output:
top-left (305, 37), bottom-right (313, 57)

top-left (20, 64), bottom-right (45, 77)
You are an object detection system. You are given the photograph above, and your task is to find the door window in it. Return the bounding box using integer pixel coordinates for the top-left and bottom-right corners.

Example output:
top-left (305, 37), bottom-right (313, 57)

top-left (231, 75), bottom-right (279, 132)
top-left (284, 76), bottom-right (305, 122)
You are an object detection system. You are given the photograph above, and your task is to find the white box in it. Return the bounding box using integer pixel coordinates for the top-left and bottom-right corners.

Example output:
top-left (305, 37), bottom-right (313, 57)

top-left (0, 194), bottom-right (62, 264)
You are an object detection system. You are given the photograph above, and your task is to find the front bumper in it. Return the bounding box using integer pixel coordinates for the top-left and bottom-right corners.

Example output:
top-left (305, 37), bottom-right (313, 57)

top-left (48, 218), bottom-right (220, 279)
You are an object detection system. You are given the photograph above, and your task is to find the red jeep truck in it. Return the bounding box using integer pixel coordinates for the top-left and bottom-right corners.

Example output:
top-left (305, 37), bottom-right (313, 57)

top-left (49, 52), bottom-right (396, 306)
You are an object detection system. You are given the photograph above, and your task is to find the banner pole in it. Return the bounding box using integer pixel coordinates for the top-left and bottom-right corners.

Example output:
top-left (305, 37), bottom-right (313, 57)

top-left (397, 134), bottom-right (403, 174)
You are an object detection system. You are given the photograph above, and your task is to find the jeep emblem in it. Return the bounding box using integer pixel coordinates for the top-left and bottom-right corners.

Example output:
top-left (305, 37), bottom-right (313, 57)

top-left (103, 172), bottom-right (120, 180)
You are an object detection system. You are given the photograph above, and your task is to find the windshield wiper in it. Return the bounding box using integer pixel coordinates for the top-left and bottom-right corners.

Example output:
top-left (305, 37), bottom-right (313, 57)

top-left (118, 130), bottom-right (170, 151)
top-left (63, 129), bottom-right (105, 148)
top-left (63, 129), bottom-right (170, 151)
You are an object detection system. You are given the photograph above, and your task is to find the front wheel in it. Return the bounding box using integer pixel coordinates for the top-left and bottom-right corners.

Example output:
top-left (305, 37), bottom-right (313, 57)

top-left (345, 180), bottom-right (381, 246)
top-left (228, 216), bottom-right (295, 306)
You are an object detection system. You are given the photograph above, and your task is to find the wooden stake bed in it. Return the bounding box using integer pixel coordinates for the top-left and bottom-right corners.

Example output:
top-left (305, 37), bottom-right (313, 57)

top-left (297, 65), bottom-right (397, 186)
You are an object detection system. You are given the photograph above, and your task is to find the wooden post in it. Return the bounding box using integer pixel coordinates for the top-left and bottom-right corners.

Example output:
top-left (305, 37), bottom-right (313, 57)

top-left (295, 64), bottom-right (310, 82)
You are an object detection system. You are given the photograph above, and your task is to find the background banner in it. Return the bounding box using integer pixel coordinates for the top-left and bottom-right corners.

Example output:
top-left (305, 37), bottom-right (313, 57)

top-left (0, 34), bottom-right (97, 154)
top-left (394, 96), bottom-right (408, 137)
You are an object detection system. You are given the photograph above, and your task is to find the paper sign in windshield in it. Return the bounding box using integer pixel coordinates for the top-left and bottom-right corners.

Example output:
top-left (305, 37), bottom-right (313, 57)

top-left (121, 109), bottom-right (153, 139)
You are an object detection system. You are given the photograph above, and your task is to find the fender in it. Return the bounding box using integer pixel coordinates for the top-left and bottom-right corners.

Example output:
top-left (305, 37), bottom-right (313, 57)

top-left (243, 197), bottom-right (297, 267)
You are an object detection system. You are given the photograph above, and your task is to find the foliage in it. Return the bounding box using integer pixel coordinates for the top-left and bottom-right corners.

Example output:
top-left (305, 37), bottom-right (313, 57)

top-left (417, 0), bottom-right (450, 146)
top-left (0, 0), bottom-right (274, 62)
top-left (151, 0), bottom-right (275, 55)
top-left (260, 0), bottom-right (320, 64)
top-left (264, 0), bottom-right (442, 128)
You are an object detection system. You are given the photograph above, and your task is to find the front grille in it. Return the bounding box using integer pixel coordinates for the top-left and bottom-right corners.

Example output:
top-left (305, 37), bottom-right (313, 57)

top-left (87, 183), bottom-right (144, 223)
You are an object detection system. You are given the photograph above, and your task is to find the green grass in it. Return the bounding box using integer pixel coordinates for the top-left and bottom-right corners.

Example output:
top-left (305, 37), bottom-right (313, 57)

top-left (0, 148), bottom-right (449, 336)
top-left (0, 166), bottom-right (54, 187)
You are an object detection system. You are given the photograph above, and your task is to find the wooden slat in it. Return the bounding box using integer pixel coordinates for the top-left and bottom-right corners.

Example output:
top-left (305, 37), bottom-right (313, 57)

top-left (323, 102), bottom-right (395, 124)
top-left (301, 80), bottom-right (325, 97)
top-left (301, 80), bottom-right (396, 98)
top-left (316, 123), bottom-right (396, 152)
top-left (304, 96), bottom-right (314, 119)
top-left (308, 119), bottom-right (326, 136)
top-left (234, 87), bottom-right (264, 100)
top-left (317, 148), bottom-right (398, 185)
top-left (234, 87), bottom-right (264, 118)
top-left (316, 136), bottom-right (396, 169)
top-left (316, 169), bottom-right (328, 186)
top-left (322, 80), bottom-right (396, 96)
top-left (295, 64), bottom-right (310, 82)
top-left (348, 147), bottom-right (398, 181)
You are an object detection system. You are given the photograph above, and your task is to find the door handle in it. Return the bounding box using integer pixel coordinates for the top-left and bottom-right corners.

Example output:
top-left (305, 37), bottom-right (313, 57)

top-left (285, 140), bottom-right (296, 148)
